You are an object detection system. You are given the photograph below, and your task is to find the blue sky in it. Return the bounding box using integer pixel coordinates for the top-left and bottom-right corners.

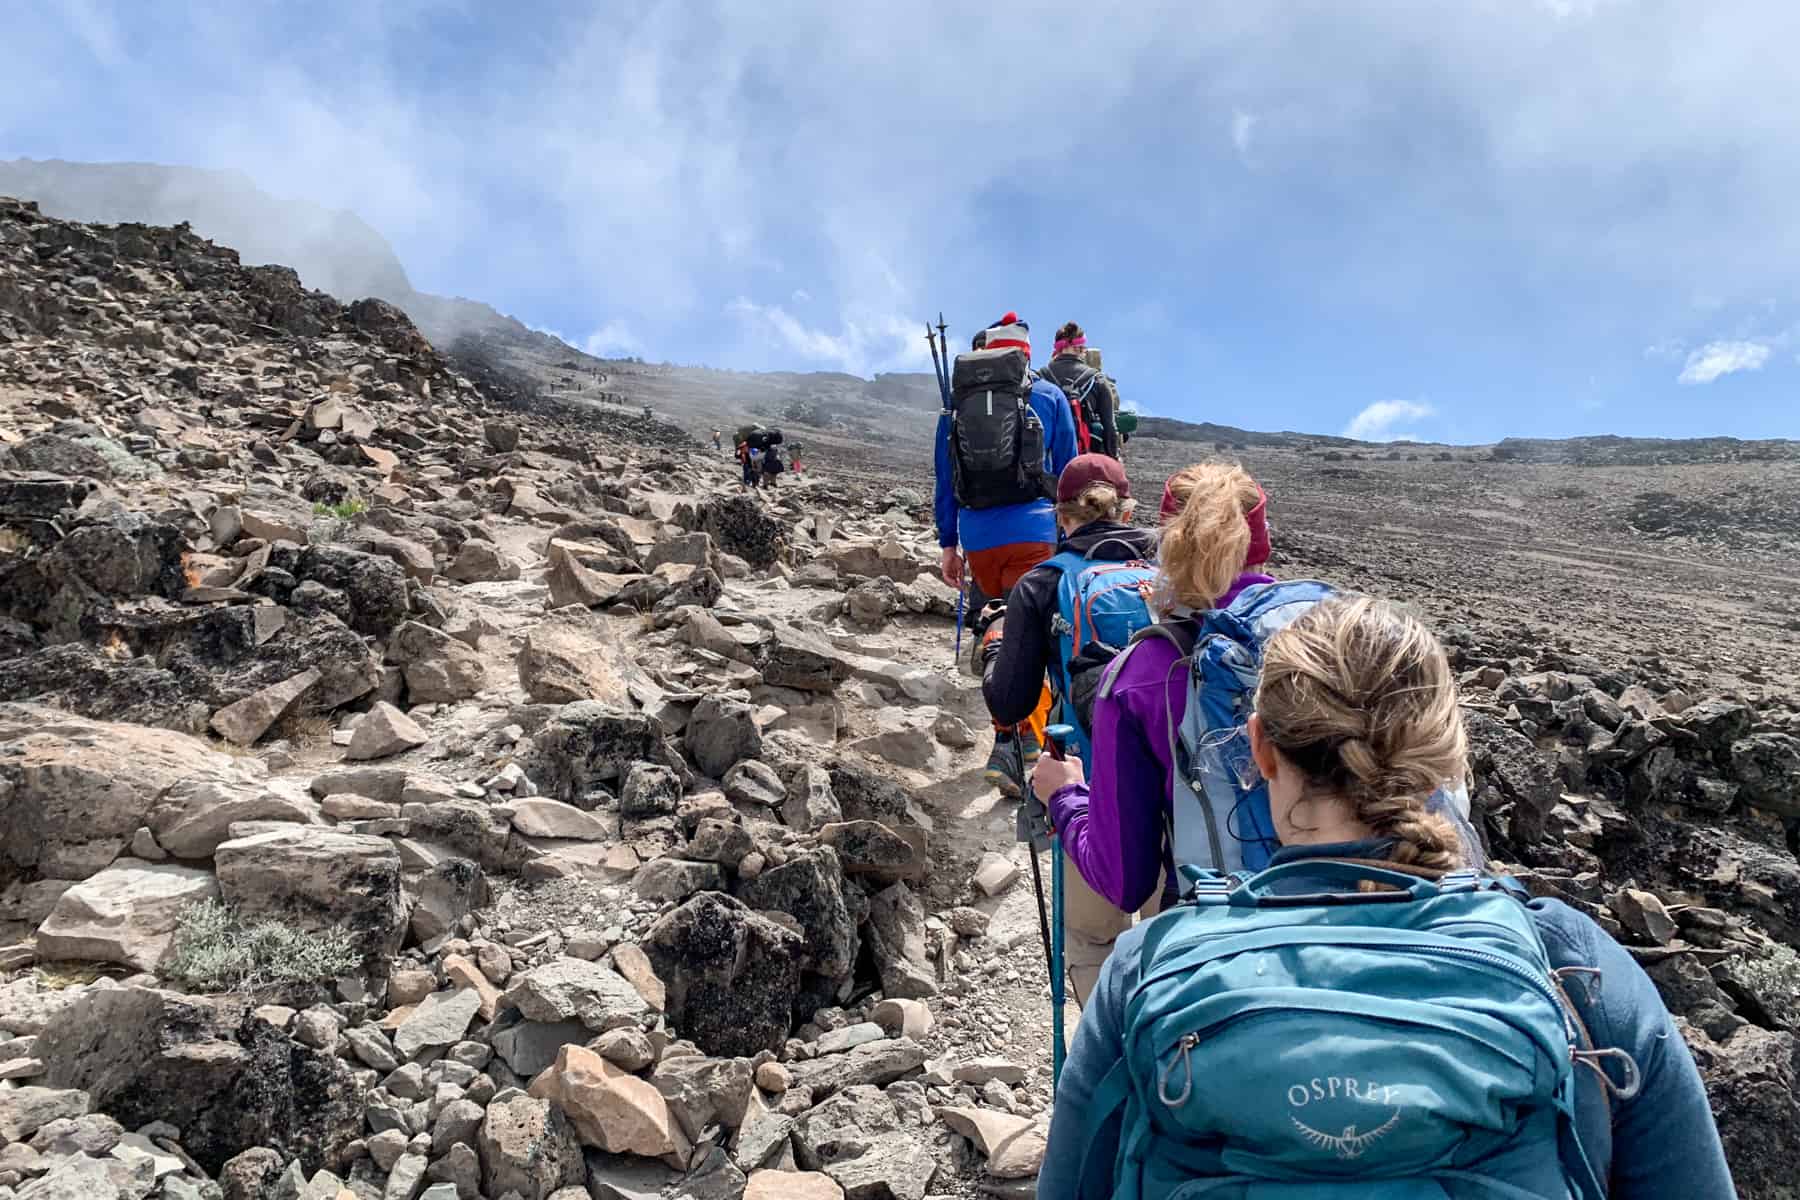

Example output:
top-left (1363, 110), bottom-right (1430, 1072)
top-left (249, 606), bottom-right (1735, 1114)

top-left (5, 1), bottom-right (1800, 443)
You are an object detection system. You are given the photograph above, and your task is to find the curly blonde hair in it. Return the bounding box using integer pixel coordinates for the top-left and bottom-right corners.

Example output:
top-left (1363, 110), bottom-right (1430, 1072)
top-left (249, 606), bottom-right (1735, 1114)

top-left (1255, 595), bottom-right (1467, 873)
top-left (1155, 462), bottom-right (1262, 612)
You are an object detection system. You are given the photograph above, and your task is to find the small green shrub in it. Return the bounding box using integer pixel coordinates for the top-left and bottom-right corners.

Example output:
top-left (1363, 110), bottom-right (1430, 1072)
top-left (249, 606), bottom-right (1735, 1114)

top-left (311, 498), bottom-right (367, 520)
top-left (162, 899), bottom-right (359, 994)
top-left (1735, 942), bottom-right (1800, 1029)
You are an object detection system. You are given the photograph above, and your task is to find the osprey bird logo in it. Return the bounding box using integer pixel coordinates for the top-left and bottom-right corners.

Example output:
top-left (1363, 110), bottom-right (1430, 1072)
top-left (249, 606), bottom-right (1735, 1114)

top-left (1290, 1108), bottom-right (1403, 1160)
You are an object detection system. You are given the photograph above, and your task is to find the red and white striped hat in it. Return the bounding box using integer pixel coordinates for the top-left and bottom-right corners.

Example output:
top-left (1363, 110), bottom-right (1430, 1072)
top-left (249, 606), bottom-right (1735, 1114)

top-left (982, 312), bottom-right (1031, 356)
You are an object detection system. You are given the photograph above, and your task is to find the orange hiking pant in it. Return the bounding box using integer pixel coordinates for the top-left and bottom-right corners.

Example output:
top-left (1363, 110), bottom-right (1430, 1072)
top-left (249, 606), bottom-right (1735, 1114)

top-left (966, 541), bottom-right (1056, 739)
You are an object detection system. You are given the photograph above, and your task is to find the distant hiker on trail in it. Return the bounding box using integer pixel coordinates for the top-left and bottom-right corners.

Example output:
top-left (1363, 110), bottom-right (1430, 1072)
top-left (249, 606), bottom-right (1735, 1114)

top-left (1037, 321), bottom-right (1122, 458)
top-left (980, 451), bottom-right (1156, 1004)
top-left (1027, 461), bottom-right (1276, 997)
top-left (789, 442), bottom-right (804, 473)
top-left (1038, 595), bottom-right (1732, 1200)
top-left (712, 428), bottom-right (722, 452)
top-left (738, 441), bottom-right (761, 488)
top-left (761, 441), bottom-right (785, 487)
top-left (935, 312), bottom-right (1079, 795)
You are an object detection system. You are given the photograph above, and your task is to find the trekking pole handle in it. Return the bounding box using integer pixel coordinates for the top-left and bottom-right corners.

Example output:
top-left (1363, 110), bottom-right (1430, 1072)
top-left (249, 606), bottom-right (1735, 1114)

top-left (1229, 860), bottom-right (1439, 906)
top-left (1044, 723), bottom-right (1075, 762)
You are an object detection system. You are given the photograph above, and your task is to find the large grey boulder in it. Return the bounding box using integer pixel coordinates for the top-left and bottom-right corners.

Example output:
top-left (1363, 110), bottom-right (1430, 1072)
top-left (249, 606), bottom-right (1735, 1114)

top-left (685, 696), bottom-right (762, 778)
top-left (34, 859), bottom-right (218, 971)
top-left (388, 621), bottom-right (485, 703)
top-left (760, 624), bottom-right (854, 694)
top-left (477, 1092), bottom-right (584, 1200)
top-left (215, 828), bottom-right (406, 970)
top-left (863, 882), bottom-right (938, 1000)
top-left (502, 957), bottom-right (652, 1032)
top-left (517, 606), bottom-right (646, 707)
top-left (522, 703), bottom-right (666, 805)
top-left (0, 703), bottom-right (253, 882)
top-left (147, 773), bottom-right (320, 859)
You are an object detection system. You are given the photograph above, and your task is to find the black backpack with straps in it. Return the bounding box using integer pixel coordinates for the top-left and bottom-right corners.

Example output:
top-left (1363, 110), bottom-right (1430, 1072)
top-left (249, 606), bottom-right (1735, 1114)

top-left (948, 346), bottom-right (1052, 509)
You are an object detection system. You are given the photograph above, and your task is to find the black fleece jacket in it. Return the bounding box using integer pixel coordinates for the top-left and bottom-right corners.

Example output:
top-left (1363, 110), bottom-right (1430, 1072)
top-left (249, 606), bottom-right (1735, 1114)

top-left (981, 520), bottom-right (1158, 725)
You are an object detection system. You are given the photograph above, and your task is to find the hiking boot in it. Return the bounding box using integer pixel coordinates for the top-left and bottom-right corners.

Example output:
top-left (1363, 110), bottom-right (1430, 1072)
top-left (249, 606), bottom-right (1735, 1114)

top-left (1018, 726), bottom-right (1043, 766)
top-left (984, 732), bottom-right (1027, 798)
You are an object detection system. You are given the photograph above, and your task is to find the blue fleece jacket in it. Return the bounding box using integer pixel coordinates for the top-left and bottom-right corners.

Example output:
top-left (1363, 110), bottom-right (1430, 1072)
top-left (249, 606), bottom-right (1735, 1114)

top-left (933, 376), bottom-right (1079, 552)
top-left (1038, 841), bottom-right (1736, 1200)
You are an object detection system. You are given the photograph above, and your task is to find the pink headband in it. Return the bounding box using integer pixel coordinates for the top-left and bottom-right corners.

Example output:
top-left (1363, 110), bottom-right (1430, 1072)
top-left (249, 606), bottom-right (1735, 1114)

top-left (1053, 335), bottom-right (1086, 356)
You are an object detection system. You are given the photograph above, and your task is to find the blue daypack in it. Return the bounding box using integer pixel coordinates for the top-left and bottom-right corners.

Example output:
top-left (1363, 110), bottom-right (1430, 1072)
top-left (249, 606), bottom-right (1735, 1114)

top-left (1045, 544), bottom-right (1158, 761)
top-left (1078, 860), bottom-right (1612, 1200)
top-left (1100, 579), bottom-right (1335, 875)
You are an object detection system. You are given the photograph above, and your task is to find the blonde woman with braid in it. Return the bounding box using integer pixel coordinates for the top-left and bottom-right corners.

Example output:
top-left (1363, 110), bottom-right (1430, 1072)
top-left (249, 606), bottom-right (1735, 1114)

top-left (1038, 597), bottom-right (1732, 1199)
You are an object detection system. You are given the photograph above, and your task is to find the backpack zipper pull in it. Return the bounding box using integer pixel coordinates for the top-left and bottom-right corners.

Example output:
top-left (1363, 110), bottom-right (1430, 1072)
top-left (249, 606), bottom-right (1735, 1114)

top-left (1158, 1033), bottom-right (1199, 1107)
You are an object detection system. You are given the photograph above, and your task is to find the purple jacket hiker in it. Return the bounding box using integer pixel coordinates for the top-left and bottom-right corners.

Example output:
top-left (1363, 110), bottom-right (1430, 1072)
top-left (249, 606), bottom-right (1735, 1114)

top-left (1046, 570), bottom-right (1275, 912)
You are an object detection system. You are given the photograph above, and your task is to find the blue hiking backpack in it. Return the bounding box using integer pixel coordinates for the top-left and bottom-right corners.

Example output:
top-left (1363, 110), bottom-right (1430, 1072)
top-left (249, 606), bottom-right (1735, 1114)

top-left (1077, 860), bottom-right (1614, 1200)
top-left (1045, 543), bottom-right (1158, 761)
top-left (1100, 579), bottom-right (1335, 875)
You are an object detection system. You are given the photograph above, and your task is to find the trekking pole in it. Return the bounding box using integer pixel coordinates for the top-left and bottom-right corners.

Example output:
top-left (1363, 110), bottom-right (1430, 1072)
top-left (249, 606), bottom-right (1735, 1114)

top-left (932, 313), bottom-right (952, 407)
top-left (952, 555), bottom-right (968, 657)
top-left (1044, 723), bottom-right (1074, 1092)
top-left (1016, 729), bottom-right (1061, 1087)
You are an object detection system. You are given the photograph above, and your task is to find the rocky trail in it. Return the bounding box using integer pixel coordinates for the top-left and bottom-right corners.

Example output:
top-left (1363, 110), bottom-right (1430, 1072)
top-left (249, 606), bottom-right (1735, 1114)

top-left (0, 196), bottom-right (1797, 1200)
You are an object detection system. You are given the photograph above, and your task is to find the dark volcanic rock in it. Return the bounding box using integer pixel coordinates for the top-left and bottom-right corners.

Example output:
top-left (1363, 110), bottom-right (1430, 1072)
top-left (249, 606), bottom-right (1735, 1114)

top-left (36, 987), bottom-right (364, 1177)
top-left (523, 702), bottom-right (669, 806)
top-left (1465, 710), bottom-right (1560, 846)
top-left (1682, 1021), bottom-right (1800, 1200)
top-left (642, 892), bottom-right (806, 1058)
top-left (696, 493), bottom-right (785, 568)
top-left (737, 846), bottom-right (858, 983)
top-left (296, 544), bottom-right (410, 636)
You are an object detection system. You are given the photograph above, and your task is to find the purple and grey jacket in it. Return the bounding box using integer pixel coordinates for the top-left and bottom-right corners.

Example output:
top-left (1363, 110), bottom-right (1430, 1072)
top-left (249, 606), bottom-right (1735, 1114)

top-left (1046, 570), bottom-right (1274, 911)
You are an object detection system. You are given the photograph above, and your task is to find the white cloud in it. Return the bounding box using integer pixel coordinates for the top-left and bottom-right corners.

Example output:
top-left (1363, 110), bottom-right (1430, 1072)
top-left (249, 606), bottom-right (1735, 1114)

top-left (1230, 110), bottom-right (1257, 159)
top-left (791, 288), bottom-right (812, 304)
top-left (726, 298), bottom-right (925, 376)
top-left (580, 321), bottom-right (643, 357)
top-left (1677, 340), bottom-right (1770, 385)
top-left (1345, 399), bottom-right (1436, 442)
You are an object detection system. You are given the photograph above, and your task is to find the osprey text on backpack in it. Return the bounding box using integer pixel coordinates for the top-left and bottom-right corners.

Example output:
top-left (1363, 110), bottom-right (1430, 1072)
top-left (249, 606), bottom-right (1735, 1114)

top-left (948, 346), bottom-right (1053, 509)
top-left (1077, 859), bottom-right (1613, 1200)
top-left (1045, 544), bottom-right (1158, 761)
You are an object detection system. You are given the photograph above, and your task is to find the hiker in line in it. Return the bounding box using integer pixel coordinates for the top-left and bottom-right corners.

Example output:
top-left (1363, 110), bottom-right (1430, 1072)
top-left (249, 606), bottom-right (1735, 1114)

top-left (789, 442), bottom-right (804, 474)
top-left (979, 452), bottom-right (1156, 999)
top-left (1037, 321), bottom-right (1121, 458)
top-left (761, 441), bottom-right (785, 487)
top-left (935, 312), bottom-right (1079, 795)
top-left (1027, 462), bottom-right (1273, 998)
top-left (711, 428), bottom-right (723, 452)
top-left (737, 440), bottom-right (761, 489)
top-left (1038, 596), bottom-right (1732, 1198)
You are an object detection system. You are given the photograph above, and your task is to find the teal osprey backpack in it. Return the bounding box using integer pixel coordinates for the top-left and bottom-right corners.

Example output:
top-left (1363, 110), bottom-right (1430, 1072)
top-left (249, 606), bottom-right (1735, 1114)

top-left (1044, 543), bottom-right (1158, 761)
top-left (1078, 860), bottom-right (1618, 1200)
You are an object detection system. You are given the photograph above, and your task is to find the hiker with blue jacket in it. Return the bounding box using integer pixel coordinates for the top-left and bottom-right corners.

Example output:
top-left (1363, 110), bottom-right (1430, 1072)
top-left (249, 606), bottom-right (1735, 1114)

top-left (979, 451), bottom-right (1157, 1001)
top-left (935, 313), bottom-right (1079, 796)
top-left (1037, 595), bottom-right (1733, 1198)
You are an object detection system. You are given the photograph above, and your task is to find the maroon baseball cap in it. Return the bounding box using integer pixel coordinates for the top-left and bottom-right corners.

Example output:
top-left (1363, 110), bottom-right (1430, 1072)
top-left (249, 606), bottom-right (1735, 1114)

top-left (1057, 453), bottom-right (1131, 503)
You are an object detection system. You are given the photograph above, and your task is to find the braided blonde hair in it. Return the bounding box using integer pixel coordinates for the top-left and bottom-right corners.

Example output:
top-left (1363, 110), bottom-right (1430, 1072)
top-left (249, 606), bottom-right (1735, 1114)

top-left (1155, 462), bottom-right (1262, 613)
top-left (1255, 595), bottom-right (1467, 873)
